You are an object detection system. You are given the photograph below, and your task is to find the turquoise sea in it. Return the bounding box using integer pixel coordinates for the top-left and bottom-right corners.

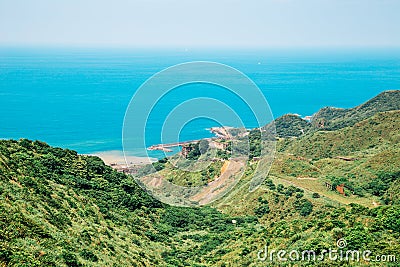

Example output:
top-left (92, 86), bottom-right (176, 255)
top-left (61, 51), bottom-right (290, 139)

top-left (1, 47), bottom-right (399, 158)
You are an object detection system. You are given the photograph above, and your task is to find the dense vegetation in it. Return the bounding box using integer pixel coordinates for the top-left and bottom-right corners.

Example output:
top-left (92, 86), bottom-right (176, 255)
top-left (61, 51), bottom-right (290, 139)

top-left (1, 90), bottom-right (400, 266)
top-left (264, 114), bottom-right (311, 138)
top-left (312, 90), bottom-right (400, 130)
top-left (0, 139), bottom-right (259, 266)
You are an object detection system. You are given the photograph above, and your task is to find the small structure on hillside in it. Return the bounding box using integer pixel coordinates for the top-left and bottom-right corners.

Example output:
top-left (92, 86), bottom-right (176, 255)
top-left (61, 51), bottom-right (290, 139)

top-left (181, 144), bottom-right (193, 158)
top-left (325, 182), bottom-right (333, 190)
top-left (116, 167), bottom-right (130, 174)
top-left (336, 183), bottom-right (345, 195)
top-left (325, 182), bottom-right (351, 196)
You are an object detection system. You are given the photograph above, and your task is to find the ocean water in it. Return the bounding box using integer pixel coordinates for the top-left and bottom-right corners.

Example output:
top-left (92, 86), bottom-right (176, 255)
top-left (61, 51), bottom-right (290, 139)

top-left (1, 47), bottom-right (399, 158)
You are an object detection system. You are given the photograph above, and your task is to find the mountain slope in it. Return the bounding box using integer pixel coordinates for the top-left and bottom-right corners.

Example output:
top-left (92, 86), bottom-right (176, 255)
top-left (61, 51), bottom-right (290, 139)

top-left (264, 114), bottom-right (311, 138)
top-left (311, 90), bottom-right (400, 130)
top-left (288, 110), bottom-right (400, 159)
top-left (0, 139), bottom-right (261, 266)
top-left (269, 111), bottom-right (400, 206)
top-left (0, 139), bottom-right (165, 266)
top-left (1, 90), bottom-right (400, 266)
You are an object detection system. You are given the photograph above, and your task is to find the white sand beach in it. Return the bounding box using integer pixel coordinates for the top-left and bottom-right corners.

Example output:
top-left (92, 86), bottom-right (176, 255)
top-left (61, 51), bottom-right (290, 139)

top-left (89, 150), bottom-right (157, 166)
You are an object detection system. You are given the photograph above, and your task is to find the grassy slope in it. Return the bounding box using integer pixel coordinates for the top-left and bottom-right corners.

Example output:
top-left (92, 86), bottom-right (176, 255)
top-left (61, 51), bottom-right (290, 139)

top-left (256, 111), bottom-right (397, 207)
top-left (0, 140), bottom-right (165, 266)
top-left (2, 137), bottom-right (400, 266)
top-left (0, 139), bottom-right (262, 267)
top-left (264, 114), bottom-right (311, 138)
top-left (279, 111), bottom-right (400, 203)
top-left (311, 90), bottom-right (400, 130)
top-left (1, 91), bottom-right (400, 266)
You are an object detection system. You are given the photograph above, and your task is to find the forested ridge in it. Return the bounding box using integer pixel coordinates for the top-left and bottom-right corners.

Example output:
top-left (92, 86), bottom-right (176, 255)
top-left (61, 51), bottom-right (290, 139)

top-left (1, 91), bottom-right (400, 266)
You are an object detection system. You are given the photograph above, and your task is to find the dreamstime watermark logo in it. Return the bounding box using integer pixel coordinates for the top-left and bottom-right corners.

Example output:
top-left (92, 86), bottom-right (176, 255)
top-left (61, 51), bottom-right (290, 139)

top-left (122, 62), bottom-right (276, 207)
top-left (257, 239), bottom-right (396, 263)
top-left (336, 238), bottom-right (347, 249)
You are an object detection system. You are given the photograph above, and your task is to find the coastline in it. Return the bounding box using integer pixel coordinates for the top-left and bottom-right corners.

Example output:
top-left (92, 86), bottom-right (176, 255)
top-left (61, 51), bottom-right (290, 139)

top-left (88, 150), bottom-right (157, 169)
top-left (146, 126), bottom-right (233, 152)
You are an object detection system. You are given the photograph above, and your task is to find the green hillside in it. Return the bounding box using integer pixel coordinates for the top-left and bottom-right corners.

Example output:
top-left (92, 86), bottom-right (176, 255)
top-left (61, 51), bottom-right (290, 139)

top-left (277, 110), bottom-right (400, 201)
top-left (264, 114), bottom-right (311, 138)
top-left (287, 110), bottom-right (400, 159)
top-left (311, 90), bottom-right (400, 130)
top-left (1, 139), bottom-right (278, 266)
top-left (1, 91), bottom-right (400, 266)
top-left (1, 138), bottom-right (400, 266)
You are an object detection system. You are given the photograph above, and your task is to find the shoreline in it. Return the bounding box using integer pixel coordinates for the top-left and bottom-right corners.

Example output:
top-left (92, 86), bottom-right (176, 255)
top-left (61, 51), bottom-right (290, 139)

top-left (88, 150), bottom-right (157, 169)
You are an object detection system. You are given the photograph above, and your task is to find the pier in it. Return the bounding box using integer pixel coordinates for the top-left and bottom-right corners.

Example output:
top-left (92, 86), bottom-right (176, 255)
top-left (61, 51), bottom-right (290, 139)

top-left (147, 138), bottom-right (214, 152)
top-left (147, 126), bottom-right (233, 152)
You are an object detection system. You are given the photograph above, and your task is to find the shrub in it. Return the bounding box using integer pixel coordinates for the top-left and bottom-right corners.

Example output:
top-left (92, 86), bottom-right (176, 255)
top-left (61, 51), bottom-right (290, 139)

top-left (264, 179), bottom-right (276, 191)
top-left (312, 193), bottom-right (320, 198)
top-left (294, 199), bottom-right (313, 216)
top-left (277, 184), bottom-right (285, 193)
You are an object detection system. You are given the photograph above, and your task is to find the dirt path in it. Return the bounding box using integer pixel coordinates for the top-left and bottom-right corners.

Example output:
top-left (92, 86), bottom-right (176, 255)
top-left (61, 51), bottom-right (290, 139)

top-left (297, 177), bottom-right (317, 180)
top-left (190, 158), bottom-right (245, 205)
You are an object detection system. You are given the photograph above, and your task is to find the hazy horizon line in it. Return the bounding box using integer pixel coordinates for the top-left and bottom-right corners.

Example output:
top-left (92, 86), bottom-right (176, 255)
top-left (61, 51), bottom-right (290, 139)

top-left (1, 44), bottom-right (400, 51)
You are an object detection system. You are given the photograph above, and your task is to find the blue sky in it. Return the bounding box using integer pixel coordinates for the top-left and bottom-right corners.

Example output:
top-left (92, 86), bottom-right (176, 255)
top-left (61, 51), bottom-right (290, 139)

top-left (0, 0), bottom-right (399, 48)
